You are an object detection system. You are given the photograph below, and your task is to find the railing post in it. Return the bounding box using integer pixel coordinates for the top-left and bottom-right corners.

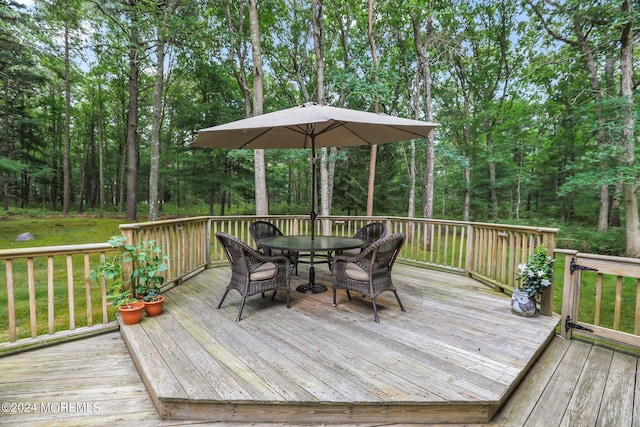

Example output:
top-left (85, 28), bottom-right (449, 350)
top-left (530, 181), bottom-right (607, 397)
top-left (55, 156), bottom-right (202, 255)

top-left (205, 218), bottom-right (212, 269)
top-left (465, 224), bottom-right (474, 277)
top-left (539, 232), bottom-right (557, 316)
top-left (558, 249), bottom-right (579, 339)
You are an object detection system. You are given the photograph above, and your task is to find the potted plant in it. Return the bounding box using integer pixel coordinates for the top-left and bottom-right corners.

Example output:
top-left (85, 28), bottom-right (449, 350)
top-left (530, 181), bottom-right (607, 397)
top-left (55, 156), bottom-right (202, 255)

top-left (90, 237), bottom-right (145, 325)
top-left (129, 239), bottom-right (169, 317)
top-left (91, 236), bottom-right (169, 322)
top-left (107, 280), bottom-right (145, 325)
top-left (512, 245), bottom-right (554, 317)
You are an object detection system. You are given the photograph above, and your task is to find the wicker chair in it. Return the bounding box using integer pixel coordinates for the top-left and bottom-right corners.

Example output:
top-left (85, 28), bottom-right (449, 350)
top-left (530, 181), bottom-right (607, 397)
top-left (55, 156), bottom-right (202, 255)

top-left (331, 233), bottom-right (406, 322)
top-left (250, 220), bottom-right (299, 274)
top-left (341, 222), bottom-right (388, 257)
top-left (215, 232), bottom-right (291, 321)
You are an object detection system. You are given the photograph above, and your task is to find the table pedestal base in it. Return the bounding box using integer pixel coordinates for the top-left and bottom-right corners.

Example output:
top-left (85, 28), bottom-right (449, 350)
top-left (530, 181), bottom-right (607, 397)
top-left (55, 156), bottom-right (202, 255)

top-left (295, 266), bottom-right (328, 294)
top-left (296, 283), bottom-right (327, 294)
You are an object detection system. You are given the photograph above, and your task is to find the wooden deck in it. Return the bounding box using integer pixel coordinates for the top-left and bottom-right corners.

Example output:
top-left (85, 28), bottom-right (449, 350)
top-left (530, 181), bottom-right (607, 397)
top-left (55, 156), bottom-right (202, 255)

top-left (2, 264), bottom-right (640, 425)
top-left (122, 263), bottom-right (559, 424)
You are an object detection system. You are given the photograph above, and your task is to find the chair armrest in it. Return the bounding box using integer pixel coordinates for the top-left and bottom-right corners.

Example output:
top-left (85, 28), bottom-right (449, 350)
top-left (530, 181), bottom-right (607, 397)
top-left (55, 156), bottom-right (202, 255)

top-left (247, 248), bottom-right (290, 266)
top-left (333, 243), bottom-right (376, 263)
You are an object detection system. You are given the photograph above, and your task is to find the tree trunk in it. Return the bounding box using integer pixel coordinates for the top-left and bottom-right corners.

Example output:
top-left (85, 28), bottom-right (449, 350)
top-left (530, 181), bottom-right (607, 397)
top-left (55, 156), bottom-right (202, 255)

top-left (314, 0), bottom-right (331, 233)
top-left (411, 14), bottom-right (435, 221)
top-left (620, 0), bottom-right (639, 256)
top-left (126, 6), bottom-right (140, 222)
top-left (527, 0), bottom-right (613, 231)
top-left (366, 0), bottom-right (378, 217)
top-left (488, 133), bottom-right (498, 220)
top-left (148, 29), bottom-right (164, 222)
top-left (248, 0), bottom-right (268, 216)
top-left (63, 22), bottom-right (71, 215)
top-left (408, 140), bottom-right (416, 218)
top-left (149, 1), bottom-right (179, 221)
top-left (97, 81), bottom-right (105, 211)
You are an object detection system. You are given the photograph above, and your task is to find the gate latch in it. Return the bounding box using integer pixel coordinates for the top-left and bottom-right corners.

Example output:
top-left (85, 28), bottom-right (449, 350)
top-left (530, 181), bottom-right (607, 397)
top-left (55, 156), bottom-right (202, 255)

top-left (565, 315), bottom-right (594, 333)
top-left (570, 258), bottom-right (599, 275)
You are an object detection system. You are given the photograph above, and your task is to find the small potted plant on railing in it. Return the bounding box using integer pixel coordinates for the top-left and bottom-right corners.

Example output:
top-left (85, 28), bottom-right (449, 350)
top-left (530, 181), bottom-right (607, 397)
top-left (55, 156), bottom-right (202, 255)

top-left (512, 245), bottom-right (554, 317)
top-left (91, 235), bottom-right (169, 322)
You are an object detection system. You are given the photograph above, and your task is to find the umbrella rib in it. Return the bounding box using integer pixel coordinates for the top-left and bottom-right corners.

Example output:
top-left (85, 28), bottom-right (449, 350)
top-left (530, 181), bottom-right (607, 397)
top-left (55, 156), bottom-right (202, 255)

top-left (341, 124), bottom-right (430, 145)
top-left (237, 127), bottom-right (276, 149)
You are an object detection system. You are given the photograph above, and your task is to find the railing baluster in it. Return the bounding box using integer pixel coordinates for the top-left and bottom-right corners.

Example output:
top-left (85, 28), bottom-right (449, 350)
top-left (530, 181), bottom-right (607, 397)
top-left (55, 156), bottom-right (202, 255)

top-left (48, 256), bottom-right (55, 334)
top-left (67, 254), bottom-right (75, 330)
top-left (84, 253), bottom-right (93, 327)
top-left (27, 257), bottom-right (37, 338)
top-left (6, 259), bottom-right (16, 342)
top-left (614, 276), bottom-right (623, 330)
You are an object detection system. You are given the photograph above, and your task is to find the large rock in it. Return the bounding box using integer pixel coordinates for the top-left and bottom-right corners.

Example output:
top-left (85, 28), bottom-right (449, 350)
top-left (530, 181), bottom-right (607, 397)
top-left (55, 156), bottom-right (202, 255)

top-left (16, 232), bottom-right (35, 241)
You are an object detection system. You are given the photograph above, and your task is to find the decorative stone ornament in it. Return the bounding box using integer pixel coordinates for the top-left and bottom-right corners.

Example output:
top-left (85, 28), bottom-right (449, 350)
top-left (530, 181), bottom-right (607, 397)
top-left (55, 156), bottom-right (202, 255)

top-left (511, 288), bottom-right (537, 317)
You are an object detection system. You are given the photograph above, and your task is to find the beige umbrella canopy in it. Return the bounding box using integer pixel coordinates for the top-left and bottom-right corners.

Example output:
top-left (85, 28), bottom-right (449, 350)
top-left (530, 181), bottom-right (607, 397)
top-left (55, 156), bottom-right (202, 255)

top-left (190, 102), bottom-right (439, 235)
top-left (191, 102), bottom-right (439, 149)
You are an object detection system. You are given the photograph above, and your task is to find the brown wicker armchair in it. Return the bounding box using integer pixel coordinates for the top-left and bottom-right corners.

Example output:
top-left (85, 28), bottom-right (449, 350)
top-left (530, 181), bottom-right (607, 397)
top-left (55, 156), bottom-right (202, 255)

top-left (215, 232), bottom-right (291, 321)
top-left (250, 220), bottom-right (299, 275)
top-left (341, 222), bottom-right (388, 257)
top-left (331, 233), bottom-right (406, 322)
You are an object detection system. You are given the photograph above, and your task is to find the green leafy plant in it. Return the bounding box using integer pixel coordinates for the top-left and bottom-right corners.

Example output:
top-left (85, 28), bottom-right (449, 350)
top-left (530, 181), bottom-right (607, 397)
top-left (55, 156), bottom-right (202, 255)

top-left (90, 235), bottom-right (169, 307)
top-left (516, 245), bottom-right (554, 297)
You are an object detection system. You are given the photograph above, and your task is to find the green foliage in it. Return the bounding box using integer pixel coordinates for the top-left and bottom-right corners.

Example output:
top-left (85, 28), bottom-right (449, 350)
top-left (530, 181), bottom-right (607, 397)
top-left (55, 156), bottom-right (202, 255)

top-left (516, 245), bottom-right (554, 297)
top-left (90, 236), bottom-right (169, 307)
top-left (1, 0), bottom-right (638, 257)
top-left (557, 226), bottom-right (626, 256)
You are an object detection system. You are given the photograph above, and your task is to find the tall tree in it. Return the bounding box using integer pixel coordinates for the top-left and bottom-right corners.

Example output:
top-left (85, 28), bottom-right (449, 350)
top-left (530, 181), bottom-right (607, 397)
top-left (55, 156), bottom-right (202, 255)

top-left (410, 4), bottom-right (436, 221)
top-left (314, 0), bottom-right (331, 226)
top-left (620, 0), bottom-right (638, 256)
top-left (365, 0), bottom-right (378, 216)
top-left (526, 0), bottom-right (616, 231)
top-left (149, 0), bottom-right (180, 221)
top-left (248, 0), bottom-right (268, 215)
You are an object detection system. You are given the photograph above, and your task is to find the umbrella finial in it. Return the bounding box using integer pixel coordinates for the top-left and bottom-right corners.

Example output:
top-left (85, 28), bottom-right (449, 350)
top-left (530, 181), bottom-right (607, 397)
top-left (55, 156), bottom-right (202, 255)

top-left (302, 102), bottom-right (318, 108)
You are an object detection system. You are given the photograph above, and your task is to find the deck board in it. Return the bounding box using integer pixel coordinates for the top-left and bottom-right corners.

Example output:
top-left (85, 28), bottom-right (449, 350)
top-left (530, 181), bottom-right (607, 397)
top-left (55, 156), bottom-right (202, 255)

top-left (118, 263), bottom-right (561, 423)
top-left (0, 332), bottom-right (160, 426)
top-left (1, 264), bottom-right (640, 425)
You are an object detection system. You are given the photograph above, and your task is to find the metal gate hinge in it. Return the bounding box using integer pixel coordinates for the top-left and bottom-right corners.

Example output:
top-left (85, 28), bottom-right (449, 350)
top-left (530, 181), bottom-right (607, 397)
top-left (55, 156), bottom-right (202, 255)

top-left (565, 315), bottom-right (594, 333)
top-left (570, 258), bottom-right (599, 275)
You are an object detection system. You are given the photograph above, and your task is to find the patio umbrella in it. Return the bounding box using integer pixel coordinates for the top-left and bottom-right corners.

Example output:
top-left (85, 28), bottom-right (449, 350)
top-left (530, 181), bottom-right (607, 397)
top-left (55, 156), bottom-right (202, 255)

top-left (191, 102), bottom-right (439, 236)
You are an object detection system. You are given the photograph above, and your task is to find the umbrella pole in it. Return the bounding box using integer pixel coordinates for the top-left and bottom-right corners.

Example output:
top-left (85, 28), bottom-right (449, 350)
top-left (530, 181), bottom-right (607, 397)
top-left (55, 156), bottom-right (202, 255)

top-left (310, 136), bottom-right (317, 239)
top-left (295, 133), bottom-right (327, 294)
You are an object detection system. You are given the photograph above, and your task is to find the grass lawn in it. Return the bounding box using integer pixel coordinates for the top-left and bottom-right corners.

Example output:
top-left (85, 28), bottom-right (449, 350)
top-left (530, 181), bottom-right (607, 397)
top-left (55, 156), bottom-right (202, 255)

top-left (0, 216), bottom-right (130, 342)
top-left (0, 216), bottom-right (126, 250)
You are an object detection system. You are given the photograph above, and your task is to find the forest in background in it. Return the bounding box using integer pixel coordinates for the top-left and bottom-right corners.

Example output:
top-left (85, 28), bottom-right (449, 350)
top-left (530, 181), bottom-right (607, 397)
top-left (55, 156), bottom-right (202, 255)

top-left (1, 1), bottom-right (638, 255)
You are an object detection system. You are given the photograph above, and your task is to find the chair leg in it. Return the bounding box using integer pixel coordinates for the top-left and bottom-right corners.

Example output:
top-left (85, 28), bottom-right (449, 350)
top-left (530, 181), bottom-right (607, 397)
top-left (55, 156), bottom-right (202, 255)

top-left (332, 288), bottom-right (337, 307)
top-left (236, 297), bottom-right (247, 322)
top-left (346, 290), bottom-right (352, 301)
top-left (217, 289), bottom-right (230, 309)
top-left (286, 289), bottom-right (291, 308)
top-left (371, 297), bottom-right (380, 323)
top-left (271, 291), bottom-right (277, 300)
top-left (393, 290), bottom-right (406, 312)
top-left (291, 252), bottom-right (299, 277)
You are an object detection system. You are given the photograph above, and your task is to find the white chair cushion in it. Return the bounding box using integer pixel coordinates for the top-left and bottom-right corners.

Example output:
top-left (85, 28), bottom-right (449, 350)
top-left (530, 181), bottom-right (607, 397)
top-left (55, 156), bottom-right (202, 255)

top-left (250, 262), bottom-right (278, 281)
top-left (344, 263), bottom-right (369, 281)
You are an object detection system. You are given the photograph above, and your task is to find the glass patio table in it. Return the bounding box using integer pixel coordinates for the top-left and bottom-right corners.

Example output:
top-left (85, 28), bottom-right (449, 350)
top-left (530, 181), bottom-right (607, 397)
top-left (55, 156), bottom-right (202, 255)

top-left (257, 235), bottom-right (366, 294)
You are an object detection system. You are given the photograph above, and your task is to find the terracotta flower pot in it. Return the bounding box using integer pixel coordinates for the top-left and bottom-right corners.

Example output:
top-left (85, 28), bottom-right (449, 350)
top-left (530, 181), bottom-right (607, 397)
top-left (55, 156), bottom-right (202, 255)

top-left (143, 295), bottom-right (165, 317)
top-left (119, 301), bottom-right (145, 325)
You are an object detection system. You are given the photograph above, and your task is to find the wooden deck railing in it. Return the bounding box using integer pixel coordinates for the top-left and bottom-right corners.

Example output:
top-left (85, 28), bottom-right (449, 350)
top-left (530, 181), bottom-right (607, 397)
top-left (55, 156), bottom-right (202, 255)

top-left (0, 243), bottom-right (116, 353)
top-left (1, 215), bottom-right (558, 353)
top-left (558, 249), bottom-right (640, 348)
